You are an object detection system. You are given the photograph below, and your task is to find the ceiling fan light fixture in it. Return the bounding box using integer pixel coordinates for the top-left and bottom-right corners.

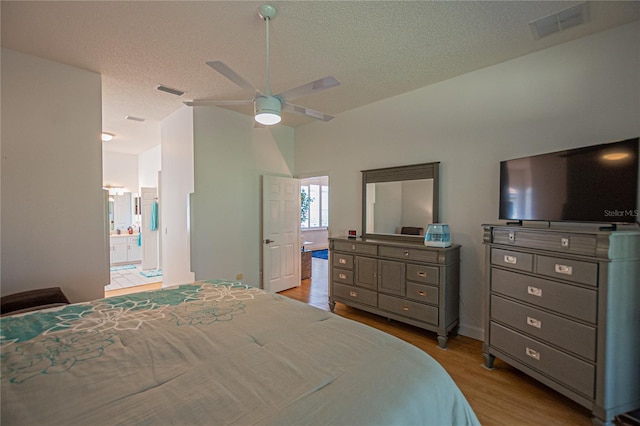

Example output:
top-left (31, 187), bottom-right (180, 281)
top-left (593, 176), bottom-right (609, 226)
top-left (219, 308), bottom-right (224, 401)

top-left (254, 96), bottom-right (281, 125)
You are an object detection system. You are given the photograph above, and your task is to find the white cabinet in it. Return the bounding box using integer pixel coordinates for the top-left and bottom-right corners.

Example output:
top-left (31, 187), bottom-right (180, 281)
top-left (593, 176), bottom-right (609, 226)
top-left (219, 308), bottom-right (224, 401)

top-left (127, 236), bottom-right (141, 262)
top-left (110, 235), bottom-right (141, 265)
top-left (110, 237), bottom-right (128, 264)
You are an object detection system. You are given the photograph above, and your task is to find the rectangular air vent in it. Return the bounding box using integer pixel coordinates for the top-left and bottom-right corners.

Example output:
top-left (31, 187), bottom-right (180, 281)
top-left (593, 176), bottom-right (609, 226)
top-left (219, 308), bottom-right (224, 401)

top-left (125, 115), bottom-right (146, 122)
top-left (156, 85), bottom-right (184, 96)
top-left (529, 2), bottom-right (588, 40)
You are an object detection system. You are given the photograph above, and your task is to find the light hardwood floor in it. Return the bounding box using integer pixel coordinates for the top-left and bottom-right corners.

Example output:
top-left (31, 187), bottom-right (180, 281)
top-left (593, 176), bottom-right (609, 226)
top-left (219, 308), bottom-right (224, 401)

top-left (104, 281), bottom-right (162, 298)
top-left (280, 258), bottom-right (594, 426)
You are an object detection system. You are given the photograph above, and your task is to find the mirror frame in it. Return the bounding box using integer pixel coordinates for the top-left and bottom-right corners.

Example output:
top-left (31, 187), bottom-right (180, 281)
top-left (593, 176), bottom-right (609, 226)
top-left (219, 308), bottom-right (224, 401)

top-left (361, 162), bottom-right (440, 242)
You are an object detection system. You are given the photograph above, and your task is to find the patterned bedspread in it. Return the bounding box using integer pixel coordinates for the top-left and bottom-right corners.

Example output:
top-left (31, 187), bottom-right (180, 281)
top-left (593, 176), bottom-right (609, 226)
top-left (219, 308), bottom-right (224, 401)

top-left (1, 280), bottom-right (479, 425)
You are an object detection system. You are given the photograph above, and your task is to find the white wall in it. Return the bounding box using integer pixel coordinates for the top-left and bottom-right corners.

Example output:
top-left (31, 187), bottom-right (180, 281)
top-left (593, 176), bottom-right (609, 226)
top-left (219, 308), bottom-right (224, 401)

top-left (160, 107), bottom-right (195, 286)
top-left (103, 151), bottom-right (139, 192)
top-left (293, 22), bottom-right (640, 340)
top-left (138, 145), bottom-right (161, 191)
top-left (190, 105), bottom-right (295, 287)
top-left (1, 49), bottom-right (108, 302)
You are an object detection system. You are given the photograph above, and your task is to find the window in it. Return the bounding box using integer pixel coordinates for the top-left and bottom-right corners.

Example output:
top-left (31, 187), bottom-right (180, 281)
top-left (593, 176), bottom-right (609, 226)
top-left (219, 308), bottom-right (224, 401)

top-left (301, 177), bottom-right (329, 229)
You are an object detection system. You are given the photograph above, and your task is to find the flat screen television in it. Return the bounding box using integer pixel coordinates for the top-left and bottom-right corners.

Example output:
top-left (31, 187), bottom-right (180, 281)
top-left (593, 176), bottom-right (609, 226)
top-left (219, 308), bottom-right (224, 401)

top-left (499, 137), bottom-right (639, 224)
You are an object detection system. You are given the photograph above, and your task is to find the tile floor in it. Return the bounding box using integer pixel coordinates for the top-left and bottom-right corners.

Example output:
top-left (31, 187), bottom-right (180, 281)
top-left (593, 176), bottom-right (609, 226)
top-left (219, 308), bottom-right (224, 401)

top-left (105, 264), bottom-right (162, 291)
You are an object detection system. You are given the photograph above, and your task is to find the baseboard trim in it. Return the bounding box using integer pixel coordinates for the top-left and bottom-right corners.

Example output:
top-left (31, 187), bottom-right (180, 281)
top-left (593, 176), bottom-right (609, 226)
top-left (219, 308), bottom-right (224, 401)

top-left (458, 323), bottom-right (484, 341)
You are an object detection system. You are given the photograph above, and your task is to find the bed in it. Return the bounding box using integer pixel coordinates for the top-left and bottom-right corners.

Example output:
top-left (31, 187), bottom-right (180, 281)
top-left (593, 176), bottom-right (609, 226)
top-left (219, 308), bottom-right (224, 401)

top-left (1, 280), bottom-right (479, 425)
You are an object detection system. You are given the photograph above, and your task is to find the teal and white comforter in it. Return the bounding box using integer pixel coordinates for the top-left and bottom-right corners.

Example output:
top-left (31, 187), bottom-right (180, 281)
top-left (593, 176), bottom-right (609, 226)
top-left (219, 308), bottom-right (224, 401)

top-left (1, 280), bottom-right (479, 425)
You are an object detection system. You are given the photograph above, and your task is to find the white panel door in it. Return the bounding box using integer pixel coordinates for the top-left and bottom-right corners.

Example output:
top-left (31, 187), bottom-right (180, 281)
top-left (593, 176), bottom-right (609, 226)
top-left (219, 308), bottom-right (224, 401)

top-left (262, 175), bottom-right (300, 293)
top-left (141, 187), bottom-right (158, 270)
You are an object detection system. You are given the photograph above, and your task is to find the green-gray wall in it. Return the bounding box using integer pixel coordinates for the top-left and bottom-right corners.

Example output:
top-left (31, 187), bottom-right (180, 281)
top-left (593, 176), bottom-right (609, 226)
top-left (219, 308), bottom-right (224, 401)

top-left (1, 49), bottom-right (108, 302)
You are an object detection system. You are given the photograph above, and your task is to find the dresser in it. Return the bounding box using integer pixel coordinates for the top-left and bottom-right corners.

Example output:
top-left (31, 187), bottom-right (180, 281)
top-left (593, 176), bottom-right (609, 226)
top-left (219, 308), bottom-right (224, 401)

top-left (482, 224), bottom-right (640, 425)
top-left (329, 237), bottom-right (460, 348)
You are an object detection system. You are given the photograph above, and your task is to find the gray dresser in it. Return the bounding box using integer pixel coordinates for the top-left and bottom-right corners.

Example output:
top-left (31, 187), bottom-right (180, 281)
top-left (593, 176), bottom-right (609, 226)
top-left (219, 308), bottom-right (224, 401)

top-left (482, 224), bottom-right (640, 425)
top-left (329, 237), bottom-right (460, 348)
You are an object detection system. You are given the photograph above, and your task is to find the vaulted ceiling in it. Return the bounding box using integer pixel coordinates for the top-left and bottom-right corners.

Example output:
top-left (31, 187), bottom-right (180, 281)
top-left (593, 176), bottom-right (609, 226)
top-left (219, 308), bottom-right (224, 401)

top-left (2, 1), bottom-right (638, 154)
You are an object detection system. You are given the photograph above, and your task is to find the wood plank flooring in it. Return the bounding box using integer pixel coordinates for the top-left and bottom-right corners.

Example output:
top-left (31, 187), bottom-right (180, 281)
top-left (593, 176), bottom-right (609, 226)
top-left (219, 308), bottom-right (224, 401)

top-left (280, 258), bottom-right (593, 426)
top-left (104, 281), bottom-right (162, 298)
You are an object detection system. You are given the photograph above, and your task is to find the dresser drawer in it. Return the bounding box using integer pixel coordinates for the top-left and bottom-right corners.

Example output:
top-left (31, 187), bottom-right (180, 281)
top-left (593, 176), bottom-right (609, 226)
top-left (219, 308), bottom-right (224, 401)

top-left (491, 248), bottom-right (533, 272)
top-left (493, 229), bottom-right (597, 256)
top-left (490, 322), bottom-right (594, 398)
top-left (378, 294), bottom-right (438, 325)
top-left (332, 268), bottom-right (353, 285)
top-left (333, 283), bottom-right (377, 307)
top-left (406, 263), bottom-right (439, 285)
top-left (491, 295), bottom-right (596, 361)
top-left (333, 241), bottom-right (377, 255)
top-left (378, 245), bottom-right (438, 263)
top-left (406, 282), bottom-right (439, 305)
top-left (491, 268), bottom-right (596, 323)
top-left (535, 255), bottom-right (598, 287)
top-left (332, 253), bottom-right (354, 269)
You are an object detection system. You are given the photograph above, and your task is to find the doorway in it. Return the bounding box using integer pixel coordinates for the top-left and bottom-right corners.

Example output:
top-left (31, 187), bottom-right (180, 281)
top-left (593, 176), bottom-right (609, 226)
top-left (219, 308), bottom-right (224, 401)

top-left (105, 186), bottom-right (162, 294)
top-left (299, 175), bottom-right (330, 303)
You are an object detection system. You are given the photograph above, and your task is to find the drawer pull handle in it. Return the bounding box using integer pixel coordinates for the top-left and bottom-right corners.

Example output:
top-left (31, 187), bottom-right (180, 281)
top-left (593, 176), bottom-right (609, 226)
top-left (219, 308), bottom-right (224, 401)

top-left (351, 245), bottom-right (356, 250)
top-left (404, 250), bottom-right (410, 257)
top-left (504, 255), bottom-right (517, 264)
top-left (418, 291), bottom-right (427, 297)
top-left (402, 305), bottom-right (410, 311)
top-left (525, 347), bottom-right (541, 361)
top-left (526, 316), bottom-right (542, 329)
top-left (339, 273), bottom-right (347, 280)
top-left (349, 291), bottom-right (357, 297)
top-left (339, 258), bottom-right (347, 264)
top-left (417, 271), bottom-right (427, 278)
top-left (527, 286), bottom-right (543, 297)
top-left (554, 264), bottom-right (573, 275)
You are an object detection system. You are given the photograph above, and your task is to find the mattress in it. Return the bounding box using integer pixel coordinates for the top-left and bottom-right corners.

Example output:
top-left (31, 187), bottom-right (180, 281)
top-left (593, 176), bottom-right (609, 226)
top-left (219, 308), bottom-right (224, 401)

top-left (1, 280), bottom-right (479, 425)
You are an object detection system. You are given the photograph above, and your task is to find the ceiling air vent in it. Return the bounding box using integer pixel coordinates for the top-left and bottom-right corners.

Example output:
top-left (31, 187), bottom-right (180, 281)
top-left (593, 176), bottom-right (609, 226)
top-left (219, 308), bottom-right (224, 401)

top-left (156, 85), bottom-right (185, 96)
top-left (529, 2), bottom-right (589, 40)
top-left (125, 115), bottom-right (146, 122)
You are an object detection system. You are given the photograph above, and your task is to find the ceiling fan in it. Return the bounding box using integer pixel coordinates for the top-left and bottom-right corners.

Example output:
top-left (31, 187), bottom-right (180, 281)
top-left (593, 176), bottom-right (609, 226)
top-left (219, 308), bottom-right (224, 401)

top-left (184, 4), bottom-right (340, 126)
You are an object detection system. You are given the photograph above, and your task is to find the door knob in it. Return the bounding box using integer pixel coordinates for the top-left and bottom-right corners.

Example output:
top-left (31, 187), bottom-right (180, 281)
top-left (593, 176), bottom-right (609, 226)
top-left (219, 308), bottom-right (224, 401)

top-left (264, 239), bottom-right (274, 244)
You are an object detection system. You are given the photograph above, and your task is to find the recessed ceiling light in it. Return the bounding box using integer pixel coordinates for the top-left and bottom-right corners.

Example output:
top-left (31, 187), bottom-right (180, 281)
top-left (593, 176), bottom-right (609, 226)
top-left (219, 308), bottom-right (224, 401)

top-left (125, 115), bottom-right (146, 122)
top-left (101, 132), bottom-right (115, 142)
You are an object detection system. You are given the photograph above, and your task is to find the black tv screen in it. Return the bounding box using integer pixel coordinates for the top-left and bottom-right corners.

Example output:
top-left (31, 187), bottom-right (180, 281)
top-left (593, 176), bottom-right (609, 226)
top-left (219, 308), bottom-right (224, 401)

top-left (499, 138), bottom-right (639, 224)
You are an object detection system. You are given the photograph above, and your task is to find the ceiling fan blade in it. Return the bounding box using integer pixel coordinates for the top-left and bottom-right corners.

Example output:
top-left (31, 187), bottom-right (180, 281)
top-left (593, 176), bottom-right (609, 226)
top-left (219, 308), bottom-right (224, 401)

top-left (184, 99), bottom-right (254, 107)
top-left (276, 76), bottom-right (340, 102)
top-left (206, 61), bottom-right (262, 95)
top-left (282, 102), bottom-right (335, 122)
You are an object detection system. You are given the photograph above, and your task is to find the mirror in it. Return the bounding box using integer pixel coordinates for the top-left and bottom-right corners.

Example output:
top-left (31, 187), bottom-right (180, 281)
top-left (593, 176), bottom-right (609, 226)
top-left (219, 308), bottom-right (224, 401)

top-left (362, 162), bottom-right (439, 241)
top-left (111, 193), bottom-right (132, 232)
top-left (109, 192), bottom-right (141, 233)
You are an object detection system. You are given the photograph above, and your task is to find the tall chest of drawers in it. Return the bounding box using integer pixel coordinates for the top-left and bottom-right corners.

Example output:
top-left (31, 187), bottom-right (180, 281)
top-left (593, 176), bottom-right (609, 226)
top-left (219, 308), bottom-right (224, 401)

top-left (329, 237), bottom-right (460, 348)
top-left (482, 225), bottom-right (640, 425)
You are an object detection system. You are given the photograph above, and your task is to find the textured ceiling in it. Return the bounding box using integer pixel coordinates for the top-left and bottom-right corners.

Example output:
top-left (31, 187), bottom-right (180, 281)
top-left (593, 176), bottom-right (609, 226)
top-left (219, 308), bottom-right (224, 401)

top-left (2, 1), bottom-right (639, 154)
